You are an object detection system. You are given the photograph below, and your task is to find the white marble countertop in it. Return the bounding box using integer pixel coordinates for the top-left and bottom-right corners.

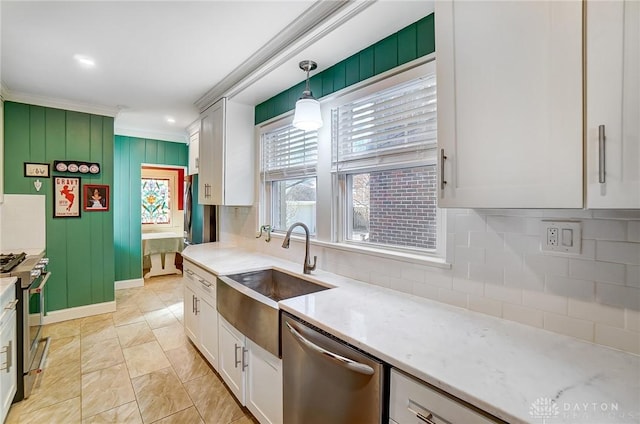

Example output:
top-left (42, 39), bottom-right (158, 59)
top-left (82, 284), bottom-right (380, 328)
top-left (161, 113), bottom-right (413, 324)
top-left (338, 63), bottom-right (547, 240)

top-left (0, 277), bottom-right (17, 299)
top-left (182, 243), bottom-right (640, 424)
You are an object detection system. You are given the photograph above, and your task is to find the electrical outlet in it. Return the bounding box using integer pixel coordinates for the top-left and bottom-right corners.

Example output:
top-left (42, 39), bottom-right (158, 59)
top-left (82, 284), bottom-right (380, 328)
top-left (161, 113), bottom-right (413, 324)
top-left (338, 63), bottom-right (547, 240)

top-left (541, 220), bottom-right (581, 254)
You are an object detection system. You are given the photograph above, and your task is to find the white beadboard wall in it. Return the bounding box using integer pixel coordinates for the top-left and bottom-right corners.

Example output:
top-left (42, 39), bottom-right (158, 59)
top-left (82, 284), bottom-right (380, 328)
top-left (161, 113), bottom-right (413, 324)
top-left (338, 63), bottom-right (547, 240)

top-left (219, 207), bottom-right (640, 355)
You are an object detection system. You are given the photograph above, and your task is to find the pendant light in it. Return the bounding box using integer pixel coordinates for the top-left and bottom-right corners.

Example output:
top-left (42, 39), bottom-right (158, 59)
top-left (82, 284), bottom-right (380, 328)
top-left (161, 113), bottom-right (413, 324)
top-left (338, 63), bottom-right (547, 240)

top-left (293, 60), bottom-right (323, 131)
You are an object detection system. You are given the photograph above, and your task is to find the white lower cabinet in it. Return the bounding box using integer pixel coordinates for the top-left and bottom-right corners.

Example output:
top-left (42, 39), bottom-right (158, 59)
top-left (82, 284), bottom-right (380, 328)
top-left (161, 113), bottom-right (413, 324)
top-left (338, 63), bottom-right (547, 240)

top-left (0, 288), bottom-right (17, 423)
top-left (390, 369), bottom-right (498, 424)
top-left (182, 260), bottom-right (219, 370)
top-left (218, 316), bottom-right (283, 424)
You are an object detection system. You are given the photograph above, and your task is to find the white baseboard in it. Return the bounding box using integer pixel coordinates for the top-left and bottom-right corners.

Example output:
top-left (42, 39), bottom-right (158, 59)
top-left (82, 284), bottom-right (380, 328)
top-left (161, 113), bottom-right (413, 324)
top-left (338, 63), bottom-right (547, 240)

top-left (43, 301), bottom-right (116, 324)
top-left (115, 278), bottom-right (144, 290)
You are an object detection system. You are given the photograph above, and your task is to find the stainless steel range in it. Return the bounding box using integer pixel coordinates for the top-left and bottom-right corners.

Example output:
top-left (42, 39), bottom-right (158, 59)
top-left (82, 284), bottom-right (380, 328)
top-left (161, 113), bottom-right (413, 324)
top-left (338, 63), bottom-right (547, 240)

top-left (0, 252), bottom-right (51, 401)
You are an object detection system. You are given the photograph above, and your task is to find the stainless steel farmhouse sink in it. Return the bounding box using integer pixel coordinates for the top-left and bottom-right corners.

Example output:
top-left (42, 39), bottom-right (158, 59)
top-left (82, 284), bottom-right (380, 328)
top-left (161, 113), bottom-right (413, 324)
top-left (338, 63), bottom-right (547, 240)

top-left (217, 269), bottom-right (331, 357)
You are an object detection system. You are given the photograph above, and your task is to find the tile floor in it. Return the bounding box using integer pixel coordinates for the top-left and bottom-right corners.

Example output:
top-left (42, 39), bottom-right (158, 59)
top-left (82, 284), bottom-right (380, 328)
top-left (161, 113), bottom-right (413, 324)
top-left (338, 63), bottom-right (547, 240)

top-left (6, 275), bottom-right (258, 424)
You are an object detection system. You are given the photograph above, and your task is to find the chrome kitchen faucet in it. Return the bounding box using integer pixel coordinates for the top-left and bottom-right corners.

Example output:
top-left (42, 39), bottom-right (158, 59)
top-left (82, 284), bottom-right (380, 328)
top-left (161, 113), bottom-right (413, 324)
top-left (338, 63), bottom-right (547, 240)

top-left (282, 222), bottom-right (317, 274)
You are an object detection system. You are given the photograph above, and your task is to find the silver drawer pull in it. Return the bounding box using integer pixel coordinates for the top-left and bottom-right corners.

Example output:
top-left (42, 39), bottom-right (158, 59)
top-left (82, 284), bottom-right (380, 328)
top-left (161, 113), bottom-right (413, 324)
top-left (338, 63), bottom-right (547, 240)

top-left (440, 148), bottom-right (447, 191)
top-left (285, 322), bottom-right (374, 376)
top-left (1, 340), bottom-right (12, 372)
top-left (186, 270), bottom-right (195, 276)
top-left (199, 279), bottom-right (212, 288)
top-left (416, 412), bottom-right (437, 424)
top-left (242, 347), bottom-right (248, 371)
top-left (234, 343), bottom-right (242, 368)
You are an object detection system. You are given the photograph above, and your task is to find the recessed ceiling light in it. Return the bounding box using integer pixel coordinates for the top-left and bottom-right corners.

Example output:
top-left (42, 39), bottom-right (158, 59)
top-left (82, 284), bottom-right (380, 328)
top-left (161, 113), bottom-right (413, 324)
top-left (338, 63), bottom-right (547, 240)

top-left (73, 54), bottom-right (95, 68)
top-left (166, 117), bottom-right (176, 124)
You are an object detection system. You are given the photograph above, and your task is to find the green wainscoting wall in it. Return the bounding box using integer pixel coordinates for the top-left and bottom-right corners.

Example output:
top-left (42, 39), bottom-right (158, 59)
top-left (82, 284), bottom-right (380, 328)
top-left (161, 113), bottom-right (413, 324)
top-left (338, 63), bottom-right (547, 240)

top-left (114, 136), bottom-right (188, 282)
top-left (254, 13), bottom-right (435, 125)
top-left (3, 102), bottom-right (115, 312)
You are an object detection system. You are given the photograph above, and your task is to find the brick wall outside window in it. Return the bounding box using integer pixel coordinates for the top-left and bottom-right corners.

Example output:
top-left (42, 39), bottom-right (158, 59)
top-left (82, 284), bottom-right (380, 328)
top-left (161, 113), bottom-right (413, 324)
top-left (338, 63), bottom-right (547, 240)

top-left (368, 165), bottom-right (437, 249)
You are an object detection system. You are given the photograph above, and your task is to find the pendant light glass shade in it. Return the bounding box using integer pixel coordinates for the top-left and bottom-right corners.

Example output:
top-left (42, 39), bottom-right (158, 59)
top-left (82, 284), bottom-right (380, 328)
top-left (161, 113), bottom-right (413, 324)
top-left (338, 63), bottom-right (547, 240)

top-left (293, 60), bottom-right (323, 131)
top-left (293, 97), bottom-right (322, 131)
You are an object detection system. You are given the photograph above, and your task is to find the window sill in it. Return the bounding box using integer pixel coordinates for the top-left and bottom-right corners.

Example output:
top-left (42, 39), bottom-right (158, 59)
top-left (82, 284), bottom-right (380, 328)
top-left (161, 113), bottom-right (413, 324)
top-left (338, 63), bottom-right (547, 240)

top-left (269, 233), bottom-right (450, 269)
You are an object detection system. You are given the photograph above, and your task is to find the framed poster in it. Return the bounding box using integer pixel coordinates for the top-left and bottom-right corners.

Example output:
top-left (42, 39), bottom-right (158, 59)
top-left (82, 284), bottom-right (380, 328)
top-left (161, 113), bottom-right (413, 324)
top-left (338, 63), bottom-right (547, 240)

top-left (24, 162), bottom-right (50, 178)
top-left (83, 184), bottom-right (109, 211)
top-left (54, 177), bottom-right (81, 218)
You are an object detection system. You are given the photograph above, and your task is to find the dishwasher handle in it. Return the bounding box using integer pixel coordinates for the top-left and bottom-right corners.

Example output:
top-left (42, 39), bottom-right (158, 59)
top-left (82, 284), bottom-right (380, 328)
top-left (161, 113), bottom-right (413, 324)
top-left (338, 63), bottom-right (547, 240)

top-left (285, 321), bottom-right (374, 376)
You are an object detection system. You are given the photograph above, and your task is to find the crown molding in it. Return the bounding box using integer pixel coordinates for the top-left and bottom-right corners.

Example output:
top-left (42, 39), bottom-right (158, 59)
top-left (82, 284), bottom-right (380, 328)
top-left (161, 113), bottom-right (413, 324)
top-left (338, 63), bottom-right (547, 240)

top-left (195, 0), bottom-right (375, 111)
top-left (2, 89), bottom-right (119, 117)
top-left (114, 125), bottom-right (188, 144)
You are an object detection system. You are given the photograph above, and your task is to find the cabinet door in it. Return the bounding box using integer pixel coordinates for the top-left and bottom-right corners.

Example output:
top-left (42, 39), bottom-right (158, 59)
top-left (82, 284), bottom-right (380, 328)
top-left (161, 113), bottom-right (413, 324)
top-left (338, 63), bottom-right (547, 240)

top-left (183, 284), bottom-right (199, 344)
top-left (246, 339), bottom-right (283, 424)
top-left (199, 296), bottom-right (218, 371)
top-left (0, 310), bottom-right (17, 423)
top-left (188, 132), bottom-right (199, 176)
top-left (218, 316), bottom-right (245, 404)
top-left (436, 0), bottom-right (583, 208)
top-left (586, 0), bottom-right (640, 208)
top-left (198, 100), bottom-right (224, 205)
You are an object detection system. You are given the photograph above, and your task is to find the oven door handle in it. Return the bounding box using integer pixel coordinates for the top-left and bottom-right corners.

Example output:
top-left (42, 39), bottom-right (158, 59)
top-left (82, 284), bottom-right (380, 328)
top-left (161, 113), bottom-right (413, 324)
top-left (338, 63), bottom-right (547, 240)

top-left (285, 321), bottom-right (374, 376)
top-left (30, 272), bottom-right (51, 294)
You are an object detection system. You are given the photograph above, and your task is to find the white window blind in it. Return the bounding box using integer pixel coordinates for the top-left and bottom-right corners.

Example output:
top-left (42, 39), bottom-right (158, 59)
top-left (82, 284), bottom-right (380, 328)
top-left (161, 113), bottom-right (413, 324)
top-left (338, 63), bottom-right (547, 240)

top-left (262, 124), bottom-right (318, 181)
top-left (332, 73), bottom-right (437, 172)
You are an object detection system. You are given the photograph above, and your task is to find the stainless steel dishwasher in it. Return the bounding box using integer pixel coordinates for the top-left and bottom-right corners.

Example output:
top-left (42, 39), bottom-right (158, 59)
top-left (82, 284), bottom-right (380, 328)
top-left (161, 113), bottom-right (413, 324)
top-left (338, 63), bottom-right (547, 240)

top-left (281, 312), bottom-right (385, 424)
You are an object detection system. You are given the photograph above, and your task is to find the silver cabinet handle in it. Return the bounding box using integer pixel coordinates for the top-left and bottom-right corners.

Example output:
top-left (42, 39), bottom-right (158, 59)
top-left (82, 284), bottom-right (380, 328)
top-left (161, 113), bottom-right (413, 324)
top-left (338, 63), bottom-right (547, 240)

top-left (1, 340), bottom-right (11, 372)
top-left (4, 299), bottom-right (19, 310)
top-left (440, 148), bottom-right (447, 191)
top-left (416, 412), bottom-right (437, 424)
top-left (30, 337), bottom-right (51, 375)
top-left (194, 297), bottom-right (199, 315)
top-left (599, 124), bottom-right (606, 183)
top-left (192, 294), bottom-right (196, 314)
top-left (198, 278), bottom-right (212, 288)
top-left (186, 269), bottom-right (195, 276)
top-left (234, 343), bottom-right (241, 368)
top-left (242, 347), bottom-right (248, 371)
top-left (285, 322), bottom-right (374, 376)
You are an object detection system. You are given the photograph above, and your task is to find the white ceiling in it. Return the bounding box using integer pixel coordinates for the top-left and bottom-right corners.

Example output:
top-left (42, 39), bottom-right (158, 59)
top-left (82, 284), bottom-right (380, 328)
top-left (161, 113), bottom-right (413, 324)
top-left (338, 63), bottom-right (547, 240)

top-left (1, 1), bottom-right (434, 143)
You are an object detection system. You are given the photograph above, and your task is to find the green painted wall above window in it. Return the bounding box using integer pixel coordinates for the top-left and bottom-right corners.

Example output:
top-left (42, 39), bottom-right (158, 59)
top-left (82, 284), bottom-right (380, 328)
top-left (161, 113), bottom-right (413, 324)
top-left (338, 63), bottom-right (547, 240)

top-left (255, 13), bottom-right (435, 125)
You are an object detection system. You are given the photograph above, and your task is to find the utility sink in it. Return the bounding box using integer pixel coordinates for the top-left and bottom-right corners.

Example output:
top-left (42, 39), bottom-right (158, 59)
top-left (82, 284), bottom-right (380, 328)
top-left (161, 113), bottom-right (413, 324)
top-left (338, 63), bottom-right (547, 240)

top-left (217, 269), bottom-right (331, 357)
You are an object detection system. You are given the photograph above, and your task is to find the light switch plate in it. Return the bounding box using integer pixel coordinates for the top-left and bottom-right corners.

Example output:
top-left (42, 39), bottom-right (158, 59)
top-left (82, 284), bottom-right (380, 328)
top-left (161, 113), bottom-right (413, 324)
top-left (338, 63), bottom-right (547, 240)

top-left (541, 220), bottom-right (581, 254)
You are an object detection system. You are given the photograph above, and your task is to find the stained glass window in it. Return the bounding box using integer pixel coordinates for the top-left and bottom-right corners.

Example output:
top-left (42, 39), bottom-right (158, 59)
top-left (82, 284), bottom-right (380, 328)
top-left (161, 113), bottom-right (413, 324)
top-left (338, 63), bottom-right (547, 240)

top-left (141, 178), bottom-right (171, 224)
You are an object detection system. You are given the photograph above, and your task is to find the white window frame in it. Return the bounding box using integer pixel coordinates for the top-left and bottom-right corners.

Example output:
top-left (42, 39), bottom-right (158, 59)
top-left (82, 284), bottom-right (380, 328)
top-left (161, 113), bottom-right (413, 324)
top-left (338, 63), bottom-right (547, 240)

top-left (259, 118), bottom-right (318, 236)
top-left (327, 59), bottom-right (445, 259)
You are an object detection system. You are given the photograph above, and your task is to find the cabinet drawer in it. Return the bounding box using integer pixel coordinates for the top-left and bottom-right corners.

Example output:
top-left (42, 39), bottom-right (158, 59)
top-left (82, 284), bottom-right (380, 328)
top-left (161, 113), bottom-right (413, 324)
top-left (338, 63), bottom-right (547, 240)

top-left (184, 261), bottom-right (216, 301)
top-left (390, 369), bottom-right (498, 424)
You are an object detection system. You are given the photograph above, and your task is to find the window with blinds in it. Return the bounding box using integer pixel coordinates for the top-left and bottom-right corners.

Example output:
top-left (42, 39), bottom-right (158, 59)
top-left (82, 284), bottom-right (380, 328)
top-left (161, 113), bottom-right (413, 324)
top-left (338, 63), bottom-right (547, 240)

top-left (332, 73), bottom-right (437, 172)
top-left (262, 124), bottom-right (318, 181)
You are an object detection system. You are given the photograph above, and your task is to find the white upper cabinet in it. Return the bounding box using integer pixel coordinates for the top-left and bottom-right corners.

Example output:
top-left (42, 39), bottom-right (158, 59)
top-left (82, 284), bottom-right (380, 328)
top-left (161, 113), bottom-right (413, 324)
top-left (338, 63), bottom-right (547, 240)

top-left (436, 1), bottom-right (583, 208)
top-left (198, 98), bottom-right (254, 206)
top-left (586, 0), bottom-right (640, 209)
top-left (188, 130), bottom-right (199, 176)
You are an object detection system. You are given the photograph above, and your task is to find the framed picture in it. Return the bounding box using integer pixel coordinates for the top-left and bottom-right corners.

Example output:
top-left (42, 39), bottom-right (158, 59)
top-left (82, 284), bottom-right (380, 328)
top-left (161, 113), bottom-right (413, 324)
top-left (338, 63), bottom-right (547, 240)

top-left (54, 177), bottom-right (81, 218)
top-left (24, 162), bottom-right (50, 178)
top-left (83, 184), bottom-right (109, 211)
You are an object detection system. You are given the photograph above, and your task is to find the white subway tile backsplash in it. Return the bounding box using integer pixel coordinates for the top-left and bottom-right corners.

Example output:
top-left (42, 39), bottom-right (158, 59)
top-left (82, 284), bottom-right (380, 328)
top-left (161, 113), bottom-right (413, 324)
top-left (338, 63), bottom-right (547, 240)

top-left (400, 266), bottom-right (427, 284)
top-left (628, 221), bottom-right (640, 242)
top-left (438, 288), bottom-right (468, 309)
top-left (577, 239), bottom-right (596, 260)
top-left (454, 246), bottom-right (486, 265)
top-left (454, 231), bottom-right (469, 247)
top-left (544, 312), bottom-right (594, 342)
top-left (412, 281), bottom-right (440, 301)
top-left (504, 233), bottom-right (541, 254)
top-left (569, 259), bottom-right (626, 285)
top-left (467, 295), bottom-right (502, 317)
top-left (542, 209), bottom-right (594, 219)
top-left (524, 254), bottom-right (569, 277)
top-left (504, 268), bottom-right (545, 291)
top-left (545, 275), bottom-right (595, 301)
top-left (627, 265), bottom-right (640, 288)
top-left (424, 269), bottom-right (454, 289)
top-left (582, 219), bottom-right (628, 241)
top-left (503, 304), bottom-right (544, 328)
top-left (593, 210), bottom-right (640, 220)
top-left (469, 231), bottom-right (504, 250)
top-left (594, 324), bottom-right (640, 355)
top-left (452, 278), bottom-right (484, 295)
top-left (485, 249), bottom-right (522, 271)
top-left (468, 263), bottom-right (504, 284)
top-left (626, 309), bottom-right (640, 332)
top-left (596, 283), bottom-right (640, 310)
top-left (596, 241), bottom-right (640, 265)
top-left (568, 299), bottom-right (625, 328)
top-left (522, 290), bottom-right (568, 315)
top-left (486, 216), bottom-right (539, 235)
top-left (484, 283), bottom-right (522, 304)
top-left (454, 213), bottom-right (486, 233)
